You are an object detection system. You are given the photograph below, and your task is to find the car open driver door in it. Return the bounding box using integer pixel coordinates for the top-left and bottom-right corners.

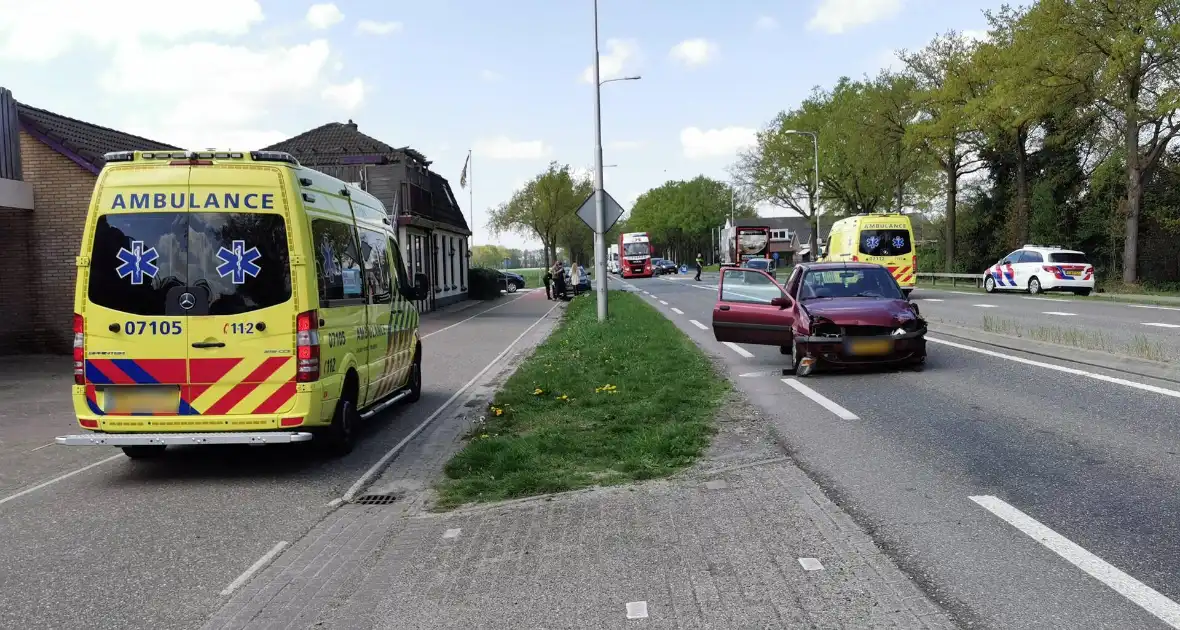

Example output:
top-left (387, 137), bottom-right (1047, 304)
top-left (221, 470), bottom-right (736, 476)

top-left (711, 267), bottom-right (795, 347)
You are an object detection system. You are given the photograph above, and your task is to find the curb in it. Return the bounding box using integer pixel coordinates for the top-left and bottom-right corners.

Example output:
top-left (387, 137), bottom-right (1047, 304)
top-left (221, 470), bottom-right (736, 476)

top-left (927, 321), bottom-right (1180, 384)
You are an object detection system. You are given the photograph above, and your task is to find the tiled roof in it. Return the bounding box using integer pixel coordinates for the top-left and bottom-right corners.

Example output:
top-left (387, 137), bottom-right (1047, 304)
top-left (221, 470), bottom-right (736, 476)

top-left (262, 120), bottom-right (404, 164)
top-left (428, 172), bottom-right (469, 232)
top-left (16, 102), bottom-right (180, 173)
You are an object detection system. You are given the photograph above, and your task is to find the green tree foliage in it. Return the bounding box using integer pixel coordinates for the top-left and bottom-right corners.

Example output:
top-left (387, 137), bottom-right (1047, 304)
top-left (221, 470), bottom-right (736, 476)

top-left (487, 162), bottom-right (593, 267)
top-left (625, 176), bottom-right (755, 262)
top-left (728, 0), bottom-right (1180, 289)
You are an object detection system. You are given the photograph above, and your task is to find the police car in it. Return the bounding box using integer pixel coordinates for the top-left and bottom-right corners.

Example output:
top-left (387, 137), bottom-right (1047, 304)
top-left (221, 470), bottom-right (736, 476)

top-left (983, 244), bottom-right (1094, 296)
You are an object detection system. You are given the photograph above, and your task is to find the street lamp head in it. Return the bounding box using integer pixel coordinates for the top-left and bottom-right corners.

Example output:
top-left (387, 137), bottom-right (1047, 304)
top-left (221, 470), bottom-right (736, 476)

top-left (600, 75), bottom-right (642, 86)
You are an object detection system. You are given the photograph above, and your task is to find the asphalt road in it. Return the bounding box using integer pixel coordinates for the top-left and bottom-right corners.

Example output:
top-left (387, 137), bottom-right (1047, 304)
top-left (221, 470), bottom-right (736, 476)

top-left (618, 272), bottom-right (1180, 629)
top-left (0, 290), bottom-right (555, 630)
top-left (909, 286), bottom-right (1180, 362)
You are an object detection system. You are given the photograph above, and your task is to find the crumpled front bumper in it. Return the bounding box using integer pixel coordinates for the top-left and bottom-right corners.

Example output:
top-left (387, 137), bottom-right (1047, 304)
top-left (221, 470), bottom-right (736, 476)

top-left (795, 328), bottom-right (926, 365)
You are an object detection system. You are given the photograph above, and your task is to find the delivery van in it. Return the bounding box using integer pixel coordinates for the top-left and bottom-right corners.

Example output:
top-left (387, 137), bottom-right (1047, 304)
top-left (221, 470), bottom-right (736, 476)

top-left (822, 213), bottom-right (916, 294)
top-left (58, 149), bottom-right (429, 458)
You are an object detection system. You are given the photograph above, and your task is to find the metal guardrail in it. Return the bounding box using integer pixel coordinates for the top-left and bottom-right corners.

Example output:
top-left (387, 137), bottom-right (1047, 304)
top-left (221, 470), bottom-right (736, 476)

top-left (916, 272), bottom-right (985, 288)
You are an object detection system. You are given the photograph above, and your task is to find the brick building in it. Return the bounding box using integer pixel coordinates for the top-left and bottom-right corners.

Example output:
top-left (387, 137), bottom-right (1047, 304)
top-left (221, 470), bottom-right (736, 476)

top-left (0, 88), bottom-right (179, 354)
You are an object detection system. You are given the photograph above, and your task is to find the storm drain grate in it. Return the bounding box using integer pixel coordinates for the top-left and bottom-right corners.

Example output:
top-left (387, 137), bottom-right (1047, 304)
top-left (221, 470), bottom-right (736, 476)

top-left (351, 494), bottom-right (398, 505)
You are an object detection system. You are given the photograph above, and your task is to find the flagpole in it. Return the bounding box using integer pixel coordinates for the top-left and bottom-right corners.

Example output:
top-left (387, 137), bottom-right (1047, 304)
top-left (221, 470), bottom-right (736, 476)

top-left (468, 149), bottom-right (474, 247)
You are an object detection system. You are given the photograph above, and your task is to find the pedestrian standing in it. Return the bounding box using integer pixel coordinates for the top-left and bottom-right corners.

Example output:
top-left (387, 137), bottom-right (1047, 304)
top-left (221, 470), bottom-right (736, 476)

top-left (542, 266), bottom-right (553, 300)
top-left (570, 262), bottom-right (583, 297)
top-left (694, 253), bottom-right (704, 281)
top-left (552, 261), bottom-right (567, 300)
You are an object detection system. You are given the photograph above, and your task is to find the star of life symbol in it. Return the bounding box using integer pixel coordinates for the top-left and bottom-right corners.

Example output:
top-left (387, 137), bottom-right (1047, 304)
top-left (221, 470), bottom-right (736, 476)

top-left (115, 240), bottom-right (159, 285)
top-left (865, 235), bottom-right (881, 250)
top-left (892, 235), bottom-right (905, 249)
top-left (215, 240), bottom-right (262, 285)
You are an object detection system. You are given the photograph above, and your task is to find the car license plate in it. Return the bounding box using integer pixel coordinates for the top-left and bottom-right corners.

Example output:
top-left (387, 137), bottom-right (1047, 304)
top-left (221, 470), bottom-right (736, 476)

top-left (1065, 269), bottom-right (1081, 277)
top-left (846, 339), bottom-right (893, 356)
top-left (102, 386), bottom-right (181, 414)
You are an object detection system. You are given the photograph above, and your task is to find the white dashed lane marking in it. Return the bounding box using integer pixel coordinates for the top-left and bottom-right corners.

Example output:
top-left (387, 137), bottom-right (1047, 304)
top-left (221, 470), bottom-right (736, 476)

top-left (1143, 322), bottom-right (1180, 329)
top-left (974, 304), bottom-right (998, 309)
top-left (722, 342), bottom-right (754, 358)
top-left (782, 379), bottom-right (859, 420)
top-left (659, 300), bottom-right (668, 305)
top-left (1042, 311), bottom-right (1076, 316)
top-left (689, 320), bottom-right (709, 330)
top-left (671, 308), bottom-right (684, 315)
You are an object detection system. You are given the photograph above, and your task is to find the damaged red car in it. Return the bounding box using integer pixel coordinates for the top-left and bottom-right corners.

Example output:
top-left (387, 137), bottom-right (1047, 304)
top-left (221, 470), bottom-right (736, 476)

top-left (711, 263), bottom-right (926, 376)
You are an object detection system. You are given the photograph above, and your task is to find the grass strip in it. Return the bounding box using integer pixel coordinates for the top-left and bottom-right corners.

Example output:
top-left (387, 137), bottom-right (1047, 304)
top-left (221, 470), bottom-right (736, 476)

top-left (435, 291), bottom-right (727, 509)
top-left (980, 314), bottom-right (1169, 362)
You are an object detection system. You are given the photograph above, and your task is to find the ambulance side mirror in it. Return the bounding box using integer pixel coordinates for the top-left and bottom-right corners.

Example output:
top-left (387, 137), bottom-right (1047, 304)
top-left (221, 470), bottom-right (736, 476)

top-left (412, 273), bottom-right (429, 301)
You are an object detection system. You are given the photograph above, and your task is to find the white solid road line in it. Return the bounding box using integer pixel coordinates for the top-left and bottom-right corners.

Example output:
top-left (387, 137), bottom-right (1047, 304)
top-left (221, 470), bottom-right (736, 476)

top-left (342, 301), bottom-right (561, 502)
top-left (928, 337), bottom-right (1180, 399)
top-left (671, 307), bottom-right (684, 315)
top-left (1143, 322), bottom-right (1180, 329)
top-left (970, 495), bottom-right (1180, 628)
top-left (782, 379), bottom-right (859, 420)
top-left (422, 292), bottom-right (528, 339)
top-left (974, 304), bottom-right (998, 308)
top-left (689, 319), bottom-right (709, 330)
top-left (920, 298), bottom-right (945, 302)
top-left (659, 300), bottom-right (669, 305)
top-left (722, 342), bottom-right (755, 358)
top-left (220, 541), bottom-right (289, 596)
top-left (0, 453), bottom-right (122, 508)
top-left (1023, 296), bottom-right (1061, 302)
top-left (1042, 311), bottom-right (1077, 316)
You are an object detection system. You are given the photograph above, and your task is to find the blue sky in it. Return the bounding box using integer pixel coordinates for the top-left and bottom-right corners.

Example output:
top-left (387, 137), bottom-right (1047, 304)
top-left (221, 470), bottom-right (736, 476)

top-left (0, 0), bottom-right (1004, 249)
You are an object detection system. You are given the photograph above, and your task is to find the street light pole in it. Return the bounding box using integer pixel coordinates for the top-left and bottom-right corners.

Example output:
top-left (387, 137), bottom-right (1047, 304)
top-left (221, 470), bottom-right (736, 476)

top-left (591, 0), bottom-right (640, 322)
top-left (784, 129), bottom-right (820, 259)
top-left (592, 0), bottom-right (608, 322)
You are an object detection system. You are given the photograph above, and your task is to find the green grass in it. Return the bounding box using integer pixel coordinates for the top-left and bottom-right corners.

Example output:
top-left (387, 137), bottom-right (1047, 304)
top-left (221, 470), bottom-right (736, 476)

top-left (435, 291), bottom-right (728, 509)
top-left (980, 314), bottom-right (1169, 362)
top-left (918, 281), bottom-right (1180, 306)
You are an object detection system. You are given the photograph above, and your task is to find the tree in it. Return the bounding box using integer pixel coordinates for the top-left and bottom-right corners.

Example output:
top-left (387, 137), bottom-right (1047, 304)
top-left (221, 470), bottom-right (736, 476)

top-left (626, 176), bottom-right (755, 262)
top-left (487, 162), bottom-right (593, 268)
top-left (1018, 0), bottom-right (1180, 283)
top-left (901, 31), bottom-right (988, 271)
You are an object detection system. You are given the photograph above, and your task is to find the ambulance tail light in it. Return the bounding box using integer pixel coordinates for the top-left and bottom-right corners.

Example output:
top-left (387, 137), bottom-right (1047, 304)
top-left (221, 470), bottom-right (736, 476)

top-left (295, 310), bottom-right (320, 382)
top-left (851, 255), bottom-right (859, 262)
top-left (73, 313), bottom-right (85, 385)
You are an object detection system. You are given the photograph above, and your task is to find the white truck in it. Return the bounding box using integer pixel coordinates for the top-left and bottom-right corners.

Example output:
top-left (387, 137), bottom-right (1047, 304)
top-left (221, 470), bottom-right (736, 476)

top-left (608, 244), bottom-right (620, 274)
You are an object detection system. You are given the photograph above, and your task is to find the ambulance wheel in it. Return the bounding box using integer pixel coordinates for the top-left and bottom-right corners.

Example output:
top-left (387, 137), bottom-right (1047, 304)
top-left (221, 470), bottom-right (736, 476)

top-left (121, 445), bottom-right (165, 459)
top-left (406, 344), bottom-right (422, 403)
top-left (323, 376), bottom-right (359, 456)
top-left (984, 276), bottom-right (997, 293)
top-left (1028, 277), bottom-right (1042, 295)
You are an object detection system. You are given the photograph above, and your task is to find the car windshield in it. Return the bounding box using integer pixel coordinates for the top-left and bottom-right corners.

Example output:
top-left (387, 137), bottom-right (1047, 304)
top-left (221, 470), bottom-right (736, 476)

top-left (746, 259), bottom-right (769, 270)
top-left (798, 267), bottom-right (903, 301)
top-left (1048, 252), bottom-right (1088, 264)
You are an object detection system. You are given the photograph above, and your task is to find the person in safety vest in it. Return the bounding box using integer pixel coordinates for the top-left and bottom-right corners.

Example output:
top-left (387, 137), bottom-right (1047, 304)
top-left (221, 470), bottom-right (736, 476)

top-left (694, 253), bottom-right (703, 281)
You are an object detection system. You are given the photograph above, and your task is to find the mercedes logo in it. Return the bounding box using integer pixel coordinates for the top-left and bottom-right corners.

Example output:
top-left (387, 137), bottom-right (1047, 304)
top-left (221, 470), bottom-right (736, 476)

top-left (179, 292), bottom-right (196, 310)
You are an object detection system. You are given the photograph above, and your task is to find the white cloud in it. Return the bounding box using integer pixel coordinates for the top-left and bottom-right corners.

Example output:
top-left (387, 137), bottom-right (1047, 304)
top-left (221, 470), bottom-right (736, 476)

top-left (961, 29), bottom-right (988, 42)
top-left (101, 38), bottom-right (364, 149)
top-left (321, 78), bottom-right (365, 110)
top-left (357, 19), bottom-right (402, 35)
top-left (755, 16), bottom-right (779, 30)
top-left (306, 3), bottom-right (344, 29)
top-left (0, 0), bottom-right (264, 62)
top-left (473, 136), bottom-right (550, 160)
top-left (669, 38), bottom-right (718, 68)
top-left (580, 38), bottom-right (640, 83)
top-left (807, 0), bottom-right (904, 34)
top-left (480, 69), bottom-right (502, 82)
top-left (680, 126), bottom-right (756, 159)
top-left (608, 140), bottom-right (645, 151)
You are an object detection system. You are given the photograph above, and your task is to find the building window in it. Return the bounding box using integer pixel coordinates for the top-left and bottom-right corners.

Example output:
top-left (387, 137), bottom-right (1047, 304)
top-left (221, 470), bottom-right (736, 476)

top-left (433, 234), bottom-right (440, 288)
top-left (449, 237), bottom-right (456, 288)
top-left (460, 238), bottom-right (466, 288)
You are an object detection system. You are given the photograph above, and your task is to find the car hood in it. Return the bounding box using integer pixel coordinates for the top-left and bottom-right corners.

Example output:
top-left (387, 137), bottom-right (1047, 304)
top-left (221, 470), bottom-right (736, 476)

top-left (801, 298), bottom-right (916, 326)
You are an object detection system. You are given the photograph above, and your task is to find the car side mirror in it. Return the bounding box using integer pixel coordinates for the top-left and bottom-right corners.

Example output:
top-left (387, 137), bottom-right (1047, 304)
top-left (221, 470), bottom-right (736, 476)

top-left (770, 296), bottom-right (793, 310)
top-left (412, 273), bottom-right (429, 300)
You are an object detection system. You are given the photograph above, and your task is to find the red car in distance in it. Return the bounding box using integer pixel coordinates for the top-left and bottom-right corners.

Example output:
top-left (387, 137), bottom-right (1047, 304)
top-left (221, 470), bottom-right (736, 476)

top-left (711, 262), bottom-right (927, 376)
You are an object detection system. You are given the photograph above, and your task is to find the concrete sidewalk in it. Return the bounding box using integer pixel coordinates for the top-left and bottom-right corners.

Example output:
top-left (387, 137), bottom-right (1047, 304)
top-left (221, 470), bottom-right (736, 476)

top-left (202, 315), bottom-right (954, 629)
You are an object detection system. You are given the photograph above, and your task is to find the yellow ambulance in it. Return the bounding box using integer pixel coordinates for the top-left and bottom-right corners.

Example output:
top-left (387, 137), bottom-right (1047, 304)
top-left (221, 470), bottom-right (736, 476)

top-left (822, 213), bottom-right (917, 294)
top-left (57, 149), bottom-right (429, 458)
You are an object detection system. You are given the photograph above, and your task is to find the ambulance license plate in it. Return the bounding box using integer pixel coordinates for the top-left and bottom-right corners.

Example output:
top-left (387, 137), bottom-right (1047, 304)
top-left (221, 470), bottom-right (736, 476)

top-left (103, 386), bottom-right (181, 414)
top-left (845, 339), bottom-right (893, 356)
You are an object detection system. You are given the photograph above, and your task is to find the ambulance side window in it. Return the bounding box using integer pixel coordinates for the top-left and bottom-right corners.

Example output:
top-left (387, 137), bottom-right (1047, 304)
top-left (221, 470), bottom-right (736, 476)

top-left (389, 237), bottom-right (412, 299)
top-left (358, 228), bottom-right (393, 305)
top-left (312, 219), bottom-right (365, 306)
